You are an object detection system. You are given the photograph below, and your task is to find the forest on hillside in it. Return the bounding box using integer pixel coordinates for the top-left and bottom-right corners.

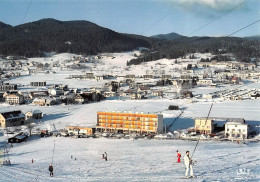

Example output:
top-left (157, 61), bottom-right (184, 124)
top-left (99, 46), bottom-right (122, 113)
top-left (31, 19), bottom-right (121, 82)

top-left (0, 19), bottom-right (259, 64)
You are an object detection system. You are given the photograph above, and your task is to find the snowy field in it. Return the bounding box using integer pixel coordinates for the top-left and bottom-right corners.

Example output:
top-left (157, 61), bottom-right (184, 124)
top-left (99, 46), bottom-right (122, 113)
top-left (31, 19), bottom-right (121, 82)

top-left (0, 137), bottom-right (259, 182)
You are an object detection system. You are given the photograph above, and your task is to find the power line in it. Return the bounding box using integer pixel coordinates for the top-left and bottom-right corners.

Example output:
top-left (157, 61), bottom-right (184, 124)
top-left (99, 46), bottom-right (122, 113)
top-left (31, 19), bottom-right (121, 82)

top-left (21, 0), bottom-right (33, 24)
top-left (51, 139), bottom-right (55, 164)
top-left (140, 9), bottom-right (174, 35)
top-left (227, 19), bottom-right (260, 37)
top-left (141, 0), bottom-right (249, 36)
top-left (187, 0), bottom-right (250, 37)
top-left (191, 103), bottom-right (214, 159)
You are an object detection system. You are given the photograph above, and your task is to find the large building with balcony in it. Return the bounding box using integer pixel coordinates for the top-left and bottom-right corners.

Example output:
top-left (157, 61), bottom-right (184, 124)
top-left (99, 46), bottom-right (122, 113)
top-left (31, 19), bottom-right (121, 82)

top-left (96, 111), bottom-right (163, 134)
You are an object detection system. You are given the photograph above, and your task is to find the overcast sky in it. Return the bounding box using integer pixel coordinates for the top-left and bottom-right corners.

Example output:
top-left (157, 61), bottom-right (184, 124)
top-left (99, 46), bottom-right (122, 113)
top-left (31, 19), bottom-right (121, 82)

top-left (1, 0), bottom-right (259, 37)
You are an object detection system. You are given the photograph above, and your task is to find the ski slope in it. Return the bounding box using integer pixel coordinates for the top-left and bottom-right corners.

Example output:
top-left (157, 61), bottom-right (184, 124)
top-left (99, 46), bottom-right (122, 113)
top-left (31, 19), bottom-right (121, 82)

top-left (0, 137), bottom-right (259, 182)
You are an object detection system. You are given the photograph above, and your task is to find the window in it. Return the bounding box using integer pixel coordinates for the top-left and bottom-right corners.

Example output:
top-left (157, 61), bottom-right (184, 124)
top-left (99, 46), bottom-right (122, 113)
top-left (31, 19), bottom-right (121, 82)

top-left (238, 129), bottom-right (241, 133)
top-left (237, 134), bottom-right (240, 137)
top-left (235, 125), bottom-right (237, 127)
top-left (232, 134), bottom-right (235, 137)
top-left (227, 129), bottom-right (229, 131)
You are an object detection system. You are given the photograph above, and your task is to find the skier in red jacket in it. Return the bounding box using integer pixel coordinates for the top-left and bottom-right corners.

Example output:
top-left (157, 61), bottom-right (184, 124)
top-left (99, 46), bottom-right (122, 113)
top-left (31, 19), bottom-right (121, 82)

top-left (177, 150), bottom-right (181, 163)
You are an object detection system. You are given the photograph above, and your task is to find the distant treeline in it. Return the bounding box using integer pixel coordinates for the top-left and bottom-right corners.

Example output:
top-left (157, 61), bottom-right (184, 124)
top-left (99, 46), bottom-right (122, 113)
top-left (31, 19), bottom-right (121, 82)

top-left (127, 37), bottom-right (260, 65)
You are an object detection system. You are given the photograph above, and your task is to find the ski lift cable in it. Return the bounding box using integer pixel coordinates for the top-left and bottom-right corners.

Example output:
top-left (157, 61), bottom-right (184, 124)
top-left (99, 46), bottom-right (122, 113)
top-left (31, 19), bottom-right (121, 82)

top-left (51, 139), bottom-right (55, 164)
top-left (191, 103), bottom-right (214, 159)
top-left (21, 0), bottom-right (33, 24)
top-left (141, 0), bottom-right (249, 36)
top-left (226, 19), bottom-right (260, 37)
top-left (187, 0), bottom-right (250, 37)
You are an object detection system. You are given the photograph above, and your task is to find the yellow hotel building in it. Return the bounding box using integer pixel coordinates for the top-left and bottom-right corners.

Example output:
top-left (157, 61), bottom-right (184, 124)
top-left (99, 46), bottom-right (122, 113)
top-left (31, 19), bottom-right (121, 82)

top-left (194, 118), bottom-right (214, 134)
top-left (96, 111), bottom-right (163, 134)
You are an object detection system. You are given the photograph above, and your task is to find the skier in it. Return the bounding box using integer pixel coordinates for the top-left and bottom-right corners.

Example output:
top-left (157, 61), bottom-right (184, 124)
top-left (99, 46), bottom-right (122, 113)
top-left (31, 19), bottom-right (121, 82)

top-left (104, 152), bottom-right (107, 161)
top-left (32, 159), bottom-right (34, 163)
top-left (184, 151), bottom-right (194, 178)
top-left (49, 164), bottom-right (54, 177)
top-left (176, 150), bottom-right (181, 163)
top-left (71, 155), bottom-right (73, 159)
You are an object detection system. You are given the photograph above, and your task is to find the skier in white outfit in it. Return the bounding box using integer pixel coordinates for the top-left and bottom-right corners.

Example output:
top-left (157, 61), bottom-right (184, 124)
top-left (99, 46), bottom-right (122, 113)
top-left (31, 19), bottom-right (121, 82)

top-left (184, 151), bottom-right (194, 178)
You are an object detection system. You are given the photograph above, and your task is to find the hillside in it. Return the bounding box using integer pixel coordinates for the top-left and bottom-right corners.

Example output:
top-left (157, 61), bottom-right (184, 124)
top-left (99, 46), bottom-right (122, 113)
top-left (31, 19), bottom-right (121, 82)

top-left (128, 36), bottom-right (260, 65)
top-left (0, 18), bottom-right (259, 63)
top-left (151, 32), bottom-right (185, 40)
top-left (245, 35), bottom-right (260, 41)
top-left (0, 21), bottom-right (12, 29)
top-left (0, 18), bottom-right (151, 57)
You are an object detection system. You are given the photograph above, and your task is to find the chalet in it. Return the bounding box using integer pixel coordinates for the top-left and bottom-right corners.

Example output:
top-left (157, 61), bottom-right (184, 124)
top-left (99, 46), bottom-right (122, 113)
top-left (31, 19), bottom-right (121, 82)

top-left (66, 126), bottom-right (96, 136)
top-left (104, 92), bottom-right (116, 98)
top-left (8, 132), bottom-right (28, 143)
top-left (74, 94), bottom-right (88, 103)
top-left (225, 122), bottom-right (249, 140)
top-left (25, 110), bottom-right (43, 120)
top-left (0, 110), bottom-right (25, 128)
top-left (32, 98), bottom-right (56, 106)
top-left (37, 63), bottom-right (44, 71)
top-left (5, 94), bottom-right (24, 105)
top-left (50, 89), bottom-right (64, 96)
top-left (197, 79), bottom-right (213, 86)
top-left (131, 92), bottom-right (145, 100)
top-left (29, 91), bottom-right (49, 99)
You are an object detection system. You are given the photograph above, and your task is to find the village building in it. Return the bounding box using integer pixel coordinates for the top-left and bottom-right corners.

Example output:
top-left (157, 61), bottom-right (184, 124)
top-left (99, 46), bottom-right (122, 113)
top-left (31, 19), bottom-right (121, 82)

top-left (0, 110), bottom-right (25, 128)
top-left (32, 98), bottom-right (56, 106)
top-left (30, 82), bottom-right (46, 87)
top-left (29, 91), bottom-right (49, 99)
top-left (131, 92), bottom-right (145, 100)
top-left (96, 111), bottom-right (163, 134)
top-left (197, 79), bottom-right (213, 86)
top-left (0, 83), bottom-right (17, 91)
top-left (231, 76), bottom-right (240, 84)
top-left (25, 110), bottom-right (43, 120)
top-left (66, 126), bottom-right (96, 136)
top-left (194, 118), bottom-right (215, 134)
top-left (161, 74), bottom-right (171, 80)
top-left (5, 94), bottom-right (24, 105)
top-left (143, 74), bottom-right (153, 80)
top-left (225, 122), bottom-right (249, 140)
top-left (74, 94), bottom-right (89, 103)
top-left (49, 88), bottom-right (64, 96)
top-left (104, 92), bottom-right (116, 98)
top-left (125, 74), bottom-right (135, 80)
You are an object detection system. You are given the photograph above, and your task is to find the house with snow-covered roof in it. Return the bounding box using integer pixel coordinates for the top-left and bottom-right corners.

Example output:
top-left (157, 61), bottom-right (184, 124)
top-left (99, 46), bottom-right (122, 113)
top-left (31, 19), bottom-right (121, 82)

top-left (0, 110), bottom-right (25, 128)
